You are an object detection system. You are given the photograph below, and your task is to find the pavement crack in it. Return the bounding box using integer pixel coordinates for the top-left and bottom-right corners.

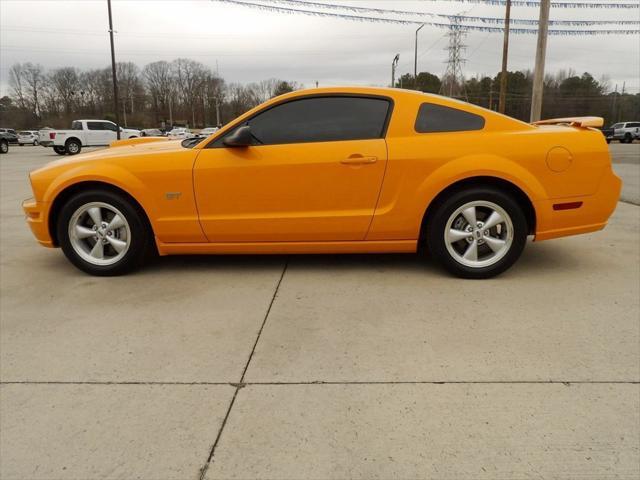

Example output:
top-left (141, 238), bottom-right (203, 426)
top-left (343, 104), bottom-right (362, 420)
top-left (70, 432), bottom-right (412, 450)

top-left (197, 258), bottom-right (288, 480)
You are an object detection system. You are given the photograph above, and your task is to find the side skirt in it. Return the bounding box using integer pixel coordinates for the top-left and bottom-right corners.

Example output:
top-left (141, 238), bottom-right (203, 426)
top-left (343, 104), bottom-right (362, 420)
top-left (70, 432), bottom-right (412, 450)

top-left (155, 239), bottom-right (417, 256)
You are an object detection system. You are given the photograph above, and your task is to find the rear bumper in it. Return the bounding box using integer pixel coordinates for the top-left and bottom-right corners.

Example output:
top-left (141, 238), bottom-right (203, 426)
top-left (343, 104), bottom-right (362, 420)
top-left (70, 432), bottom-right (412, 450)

top-left (22, 198), bottom-right (55, 248)
top-left (534, 169), bottom-right (622, 241)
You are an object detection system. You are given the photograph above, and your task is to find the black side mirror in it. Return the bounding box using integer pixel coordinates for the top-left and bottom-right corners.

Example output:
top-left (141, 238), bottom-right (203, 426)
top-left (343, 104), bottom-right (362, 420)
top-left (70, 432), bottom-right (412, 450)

top-left (223, 126), bottom-right (253, 147)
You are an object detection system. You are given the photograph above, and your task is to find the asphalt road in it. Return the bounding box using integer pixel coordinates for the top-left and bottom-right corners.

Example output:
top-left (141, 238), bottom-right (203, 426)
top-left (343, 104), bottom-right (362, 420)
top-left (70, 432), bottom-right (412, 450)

top-left (610, 142), bottom-right (640, 204)
top-left (1, 145), bottom-right (638, 479)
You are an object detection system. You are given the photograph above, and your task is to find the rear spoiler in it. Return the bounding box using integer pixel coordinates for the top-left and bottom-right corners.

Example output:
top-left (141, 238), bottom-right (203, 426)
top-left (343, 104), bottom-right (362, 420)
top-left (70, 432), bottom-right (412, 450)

top-left (532, 116), bottom-right (604, 128)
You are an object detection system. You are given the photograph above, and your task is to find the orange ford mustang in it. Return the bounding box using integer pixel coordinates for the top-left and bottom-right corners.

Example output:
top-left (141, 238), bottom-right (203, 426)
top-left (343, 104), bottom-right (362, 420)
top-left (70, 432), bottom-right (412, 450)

top-left (23, 87), bottom-right (621, 278)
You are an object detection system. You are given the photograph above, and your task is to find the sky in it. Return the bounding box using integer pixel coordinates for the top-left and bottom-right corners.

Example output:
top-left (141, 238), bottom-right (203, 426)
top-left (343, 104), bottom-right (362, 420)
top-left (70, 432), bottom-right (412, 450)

top-left (0, 0), bottom-right (639, 97)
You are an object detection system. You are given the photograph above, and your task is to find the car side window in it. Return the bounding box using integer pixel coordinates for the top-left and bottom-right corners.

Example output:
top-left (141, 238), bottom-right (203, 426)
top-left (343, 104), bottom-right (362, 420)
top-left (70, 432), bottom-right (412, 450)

top-left (627, 122), bottom-right (640, 128)
top-left (71, 121), bottom-right (83, 130)
top-left (215, 96), bottom-right (391, 147)
top-left (415, 103), bottom-right (485, 133)
top-left (103, 122), bottom-right (118, 132)
top-left (87, 122), bottom-right (103, 131)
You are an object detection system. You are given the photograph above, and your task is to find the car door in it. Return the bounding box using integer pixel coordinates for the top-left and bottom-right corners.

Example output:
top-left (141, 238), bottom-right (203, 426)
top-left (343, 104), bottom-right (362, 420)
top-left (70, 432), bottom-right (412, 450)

top-left (85, 121), bottom-right (111, 145)
top-left (193, 95), bottom-right (391, 242)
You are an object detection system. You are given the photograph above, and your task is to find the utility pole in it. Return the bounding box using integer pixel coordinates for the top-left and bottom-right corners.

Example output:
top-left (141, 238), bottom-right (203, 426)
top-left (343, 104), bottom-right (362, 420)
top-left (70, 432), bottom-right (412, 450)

top-left (107, 0), bottom-right (120, 139)
top-left (122, 97), bottom-right (127, 127)
top-left (498, 0), bottom-right (511, 114)
top-left (530, 0), bottom-right (550, 122)
top-left (391, 54), bottom-right (400, 88)
top-left (414, 24), bottom-right (425, 83)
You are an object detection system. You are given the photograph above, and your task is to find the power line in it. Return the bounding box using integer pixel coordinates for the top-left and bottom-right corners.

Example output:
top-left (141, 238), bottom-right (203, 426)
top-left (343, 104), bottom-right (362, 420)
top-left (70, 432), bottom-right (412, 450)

top-left (258, 0), bottom-right (640, 24)
top-left (215, 0), bottom-right (640, 34)
top-left (417, 0), bottom-right (640, 8)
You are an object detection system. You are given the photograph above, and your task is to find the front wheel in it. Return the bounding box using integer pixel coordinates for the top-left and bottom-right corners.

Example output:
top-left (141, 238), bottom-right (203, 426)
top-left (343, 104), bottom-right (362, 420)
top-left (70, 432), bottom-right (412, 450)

top-left (33, 139), bottom-right (39, 146)
top-left (624, 133), bottom-right (632, 144)
top-left (0, 140), bottom-right (8, 154)
top-left (426, 187), bottom-right (528, 279)
top-left (57, 190), bottom-right (152, 276)
top-left (53, 146), bottom-right (67, 155)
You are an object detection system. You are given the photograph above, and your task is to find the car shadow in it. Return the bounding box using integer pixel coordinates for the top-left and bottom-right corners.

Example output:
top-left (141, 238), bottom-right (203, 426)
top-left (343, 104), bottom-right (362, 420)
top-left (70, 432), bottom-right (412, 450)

top-left (139, 239), bottom-right (585, 280)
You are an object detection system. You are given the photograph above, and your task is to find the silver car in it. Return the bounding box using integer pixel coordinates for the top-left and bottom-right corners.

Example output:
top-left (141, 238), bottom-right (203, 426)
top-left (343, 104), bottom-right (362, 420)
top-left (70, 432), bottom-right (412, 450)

top-left (18, 130), bottom-right (39, 146)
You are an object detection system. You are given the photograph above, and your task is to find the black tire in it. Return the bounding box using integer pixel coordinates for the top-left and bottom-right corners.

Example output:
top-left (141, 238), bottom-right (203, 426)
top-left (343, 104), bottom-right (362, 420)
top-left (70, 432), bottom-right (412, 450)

top-left (0, 140), bottom-right (8, 154)
top-left (425, 187), bottom-right (528, 279)
top-left (57, 189), bottom-right (152, 276)
top-left (606, 139), bottom-right (611, 144)
top-left (65, 138), bottom-right (81, 155)
top-left (34, 140), bottom-right (39, 146)
top-left (624, 133), bottom-right (632, 144)
top-left (53, 146), bottom-right (67, 155)
top-left (19, 143), bottom-right (24, 146)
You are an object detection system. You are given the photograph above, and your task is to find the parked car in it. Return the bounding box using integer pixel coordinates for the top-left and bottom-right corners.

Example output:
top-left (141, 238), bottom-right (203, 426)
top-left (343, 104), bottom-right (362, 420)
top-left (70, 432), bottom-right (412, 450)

top-left (0, 131), bottom-right (10, 154)
top-left (611, 121), bottom-right (640, 143)
top-left (166, 127), bottom-right (194, 139)
top-left (23, 87), bottom-right (621, 278)
top-left (600, 125), bottom-right (614, 143)
top-left (39, 120), bottom-right (140, 155)
top-left (18, 130), bottom-right (40, 146)
top-left (0, 128), bottom-right (18, 144)
top-left (198, 127), bottom-right (219, 136)
top-left (141, 128), bottom-right (164, 137)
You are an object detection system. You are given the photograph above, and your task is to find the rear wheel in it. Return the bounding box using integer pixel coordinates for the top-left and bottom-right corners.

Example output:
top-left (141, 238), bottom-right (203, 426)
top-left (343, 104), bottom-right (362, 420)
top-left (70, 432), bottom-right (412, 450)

top-left (0, 140), bottom-right (8, 154)
top-left (57, 189), bottom-right (152, 276)
top-left (65, 139), bottom-right (81, 155)
top-left (624, 133), bottom-right (632, 144)
top-left (426, 187), bottom-right (528, 279)
top-left (53, 146), bottom-right (66, 155)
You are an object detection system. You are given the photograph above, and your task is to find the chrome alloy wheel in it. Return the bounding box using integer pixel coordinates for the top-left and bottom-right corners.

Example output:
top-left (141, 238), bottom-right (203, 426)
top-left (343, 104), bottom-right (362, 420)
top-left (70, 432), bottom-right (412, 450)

top-left (68, 202), bottom-right (131, 266)
top-left (444, 200), bottom-right (514, 268)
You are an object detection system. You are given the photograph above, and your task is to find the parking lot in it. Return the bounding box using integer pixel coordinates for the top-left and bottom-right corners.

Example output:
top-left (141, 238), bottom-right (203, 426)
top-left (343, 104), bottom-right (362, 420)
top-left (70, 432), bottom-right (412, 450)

top-left (1, 144), bottom-right (638, 479)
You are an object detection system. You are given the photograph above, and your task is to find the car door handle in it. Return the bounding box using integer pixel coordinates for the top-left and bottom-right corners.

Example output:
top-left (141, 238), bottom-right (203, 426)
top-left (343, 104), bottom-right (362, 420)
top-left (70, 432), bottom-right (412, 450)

top-left (341, 155), bottom-right (378, 165)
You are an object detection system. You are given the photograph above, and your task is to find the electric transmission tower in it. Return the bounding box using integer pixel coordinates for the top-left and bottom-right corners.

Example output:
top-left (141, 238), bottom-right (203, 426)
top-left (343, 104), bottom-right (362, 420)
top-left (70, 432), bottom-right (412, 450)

top-left (439, 16), bottom-right (468, 100)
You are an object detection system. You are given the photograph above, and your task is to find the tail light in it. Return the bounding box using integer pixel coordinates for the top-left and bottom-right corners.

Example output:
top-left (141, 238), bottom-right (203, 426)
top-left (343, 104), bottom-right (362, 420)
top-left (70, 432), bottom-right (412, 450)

top-left (49, 132), bottom-right (56, 140)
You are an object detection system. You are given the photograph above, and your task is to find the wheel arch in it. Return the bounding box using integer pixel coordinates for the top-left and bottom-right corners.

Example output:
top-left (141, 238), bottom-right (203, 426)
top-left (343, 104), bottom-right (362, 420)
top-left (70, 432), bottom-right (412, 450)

top-left (419, 176), bottom-right (537, 249)
top-left (48, 180), bottom-right (154, 247)
top-left (64, 136), bottom-right (82, 146)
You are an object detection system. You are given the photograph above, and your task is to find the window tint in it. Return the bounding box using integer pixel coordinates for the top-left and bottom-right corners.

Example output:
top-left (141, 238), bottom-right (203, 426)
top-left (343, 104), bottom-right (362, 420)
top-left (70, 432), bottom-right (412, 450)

top-left (103, 122), bottom-right (118, 132)
top-left (86, 122), bottom-right (104, 131)
top-left (415, 103), bottom-right (485, 133)
top-left (627, 122), bottom-right (640, 128)
top-left (71, 121), bottom-right (83, 130)
top-left (228, 96), bottom-right (390, 145)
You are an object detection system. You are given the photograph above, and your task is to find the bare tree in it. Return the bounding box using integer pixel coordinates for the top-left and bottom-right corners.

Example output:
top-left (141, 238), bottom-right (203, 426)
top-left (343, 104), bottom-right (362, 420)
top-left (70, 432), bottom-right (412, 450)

top-left (49, 67), bottom-right (80, 115)
top-left (143, 61), bottom-right (174, 124)
top-left (172, 58), bottom-right (207, 126)
top-left (8, 64), bottom-right (27, 110)
top-left (22, 63), bottom-right (45, 117)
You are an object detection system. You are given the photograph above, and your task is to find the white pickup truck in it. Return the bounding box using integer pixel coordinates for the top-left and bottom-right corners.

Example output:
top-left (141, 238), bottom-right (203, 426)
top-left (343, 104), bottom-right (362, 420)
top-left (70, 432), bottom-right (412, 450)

top-left (39, 120), bottom-right (140, 155)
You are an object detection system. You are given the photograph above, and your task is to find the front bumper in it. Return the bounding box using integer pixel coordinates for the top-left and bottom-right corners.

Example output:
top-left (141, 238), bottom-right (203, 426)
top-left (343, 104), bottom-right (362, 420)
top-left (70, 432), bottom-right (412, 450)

top-left (534, 169), bottom-right (622, 241)
top-left (22, 198), bottom-right (54, 248)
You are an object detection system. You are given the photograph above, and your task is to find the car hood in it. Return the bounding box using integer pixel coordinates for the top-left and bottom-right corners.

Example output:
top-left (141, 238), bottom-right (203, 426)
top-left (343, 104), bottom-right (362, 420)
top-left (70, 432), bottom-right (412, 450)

top-left (34, 138), bottom-right (186, 171)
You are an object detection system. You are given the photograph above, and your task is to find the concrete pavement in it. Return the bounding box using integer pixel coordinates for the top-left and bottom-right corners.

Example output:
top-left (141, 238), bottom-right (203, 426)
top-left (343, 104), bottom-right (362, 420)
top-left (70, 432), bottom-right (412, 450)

top-left (1, 145), bottom-right (638, 479)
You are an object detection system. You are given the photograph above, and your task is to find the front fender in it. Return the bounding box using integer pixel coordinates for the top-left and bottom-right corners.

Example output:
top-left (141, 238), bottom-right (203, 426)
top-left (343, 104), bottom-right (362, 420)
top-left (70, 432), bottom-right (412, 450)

top-left (42, 164), bottom-right (161, 237)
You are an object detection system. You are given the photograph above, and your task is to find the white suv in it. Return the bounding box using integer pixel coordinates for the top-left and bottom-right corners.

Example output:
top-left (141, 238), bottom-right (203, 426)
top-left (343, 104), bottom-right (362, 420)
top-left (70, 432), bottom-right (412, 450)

top-left (611, 122), bottom-right (640, 143)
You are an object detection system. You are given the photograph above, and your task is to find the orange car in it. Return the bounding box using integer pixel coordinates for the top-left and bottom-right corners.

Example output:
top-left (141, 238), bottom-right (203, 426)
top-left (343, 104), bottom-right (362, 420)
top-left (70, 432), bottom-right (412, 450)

top-left (23, 87), bottom-right (621, 278)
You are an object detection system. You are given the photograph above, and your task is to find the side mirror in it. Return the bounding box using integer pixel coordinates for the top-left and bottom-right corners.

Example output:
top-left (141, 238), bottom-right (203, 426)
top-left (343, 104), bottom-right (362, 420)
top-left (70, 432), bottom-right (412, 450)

top-left (223, 126), bottom-right (253, 147)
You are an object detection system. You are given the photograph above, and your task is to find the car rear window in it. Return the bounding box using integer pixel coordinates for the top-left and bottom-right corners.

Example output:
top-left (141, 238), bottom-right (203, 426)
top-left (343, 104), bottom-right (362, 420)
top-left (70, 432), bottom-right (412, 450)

top-left (415, 103), bottom-right (485, 133)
